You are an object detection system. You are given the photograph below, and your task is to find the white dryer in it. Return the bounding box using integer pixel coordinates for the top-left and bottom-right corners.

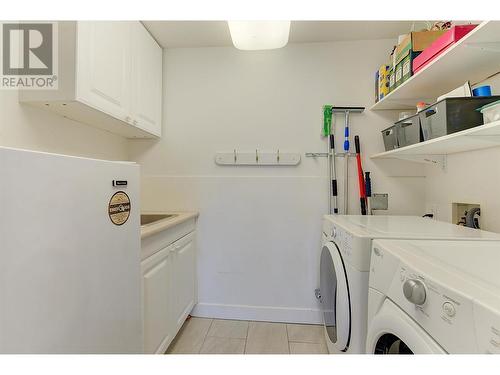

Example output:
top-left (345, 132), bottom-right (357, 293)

top-left (319, 215), bottom-right (500, 354)
top-left (367, 239), bottom-right (500, 354)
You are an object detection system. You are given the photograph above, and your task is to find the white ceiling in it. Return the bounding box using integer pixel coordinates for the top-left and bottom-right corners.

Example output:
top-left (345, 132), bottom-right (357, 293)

top-left (143, 21), bottom-right (423, 48)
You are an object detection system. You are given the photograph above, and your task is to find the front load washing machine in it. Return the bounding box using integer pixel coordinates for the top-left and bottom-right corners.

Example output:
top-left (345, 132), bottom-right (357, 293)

top-left (318, 215), bottom-right (500, 354)
top-left (367, 239), bottom-right (500, 354)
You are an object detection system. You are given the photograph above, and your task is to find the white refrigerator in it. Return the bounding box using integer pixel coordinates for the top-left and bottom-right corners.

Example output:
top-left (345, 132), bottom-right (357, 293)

top-left (0, 147), bottom-right (142, 353)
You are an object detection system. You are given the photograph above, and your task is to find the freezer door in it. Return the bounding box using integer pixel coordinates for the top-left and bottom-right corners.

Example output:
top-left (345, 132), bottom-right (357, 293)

top-left (0, 147), bottom-right (142, 353)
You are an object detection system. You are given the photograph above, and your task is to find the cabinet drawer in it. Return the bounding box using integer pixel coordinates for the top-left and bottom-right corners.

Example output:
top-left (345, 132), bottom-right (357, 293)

top-left (141, 218), bottom-right (196, 260)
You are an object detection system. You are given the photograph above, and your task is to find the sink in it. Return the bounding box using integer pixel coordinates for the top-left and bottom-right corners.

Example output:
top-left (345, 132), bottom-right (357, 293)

top-left (140, 214), bottom-right (178, 226)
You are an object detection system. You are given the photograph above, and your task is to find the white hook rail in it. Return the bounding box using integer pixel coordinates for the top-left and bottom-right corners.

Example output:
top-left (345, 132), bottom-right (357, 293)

top-left (215, 150), bottom-right (301, 166)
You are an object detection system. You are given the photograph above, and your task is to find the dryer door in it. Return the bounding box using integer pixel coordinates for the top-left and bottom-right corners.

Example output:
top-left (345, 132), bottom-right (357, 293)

top-left (320, 241), bottom-right (351, 351)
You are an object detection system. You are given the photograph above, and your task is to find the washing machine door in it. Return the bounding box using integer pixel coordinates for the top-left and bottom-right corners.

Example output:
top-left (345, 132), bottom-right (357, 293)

top-left (366, 299), bottom-right (446, 354)
top-left (320, 241), bottom-right (351, 352)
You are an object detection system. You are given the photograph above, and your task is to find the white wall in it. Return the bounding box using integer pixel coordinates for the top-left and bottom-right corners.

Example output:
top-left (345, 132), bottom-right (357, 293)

top-left (0, 90), bottom-right (128, 160)
top-left (425, 74), bottom-right (500, 232)
top-left (128, 40), bottom-right (426, 324)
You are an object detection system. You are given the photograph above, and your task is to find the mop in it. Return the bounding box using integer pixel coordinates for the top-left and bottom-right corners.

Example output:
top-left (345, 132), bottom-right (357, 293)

top-left (343, 111), bottom-right (350, 214)
top-left (354, 135), bottom-right (367, 215)
top-left (323, 105), bottom-right (338, 214)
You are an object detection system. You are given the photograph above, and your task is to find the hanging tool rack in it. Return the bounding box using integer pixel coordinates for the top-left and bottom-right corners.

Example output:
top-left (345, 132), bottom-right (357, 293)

top-left (306, 106), bottom-right (365, 215)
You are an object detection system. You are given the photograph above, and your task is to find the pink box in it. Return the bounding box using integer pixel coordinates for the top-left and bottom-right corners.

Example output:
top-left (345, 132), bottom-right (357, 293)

top-left (413, 25), bottom-right (478, 73)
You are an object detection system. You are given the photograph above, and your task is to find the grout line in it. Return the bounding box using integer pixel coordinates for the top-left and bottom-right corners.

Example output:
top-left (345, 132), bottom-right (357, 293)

top-left (285, 323), bottom-right (291, 354)
top-left (198, 318), bottom-right (214, 354)
top-left (243, 320), bottom-right (250, 354)
top-left (289, 340), bottom-right (322, 344)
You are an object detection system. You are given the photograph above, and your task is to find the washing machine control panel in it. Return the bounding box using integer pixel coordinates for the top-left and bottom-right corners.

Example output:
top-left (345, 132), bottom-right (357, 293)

top-left (402, 278), bottom-right (427, 305)
top-left (368, 243), bottom-right (480, 353)
top-left (334, 226), bottom-right (352, 252)
top-left (323, 219), bottom-right (373, 271)
top-left (391, 264), bottom-right (476, 353)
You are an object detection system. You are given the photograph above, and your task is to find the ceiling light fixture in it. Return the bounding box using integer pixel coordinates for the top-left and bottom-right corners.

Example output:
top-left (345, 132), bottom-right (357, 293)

top-left (227, 21), bottom-right (291, 51)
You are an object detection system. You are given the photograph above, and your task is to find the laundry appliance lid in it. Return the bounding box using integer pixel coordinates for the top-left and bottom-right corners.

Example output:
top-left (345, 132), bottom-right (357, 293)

top-left (323, 215), bottom-right (500, 240)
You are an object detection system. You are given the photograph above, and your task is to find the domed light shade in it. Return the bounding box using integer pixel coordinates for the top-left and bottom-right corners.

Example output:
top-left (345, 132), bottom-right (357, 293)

top-left (227, 21), bottom-right (291, 50)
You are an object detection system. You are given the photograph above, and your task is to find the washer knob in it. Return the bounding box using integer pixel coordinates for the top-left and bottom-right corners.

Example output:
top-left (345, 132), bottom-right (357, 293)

top-left (403, 279), bottom-right (427, 305)
top-left (332, 227), bottom-right (337, 238)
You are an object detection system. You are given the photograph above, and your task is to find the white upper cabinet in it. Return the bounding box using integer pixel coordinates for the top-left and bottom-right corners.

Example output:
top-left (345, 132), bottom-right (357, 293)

top-left (131, 22), bottom-right (162, 137)
top-left (76, 21), bottom-right (132, 123)
top-left (19, 21), bottom-right (162, 139)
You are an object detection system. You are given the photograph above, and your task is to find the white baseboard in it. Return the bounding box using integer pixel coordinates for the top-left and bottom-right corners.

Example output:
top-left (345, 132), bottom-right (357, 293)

top-left (191, 303), bottom-right (323, 324)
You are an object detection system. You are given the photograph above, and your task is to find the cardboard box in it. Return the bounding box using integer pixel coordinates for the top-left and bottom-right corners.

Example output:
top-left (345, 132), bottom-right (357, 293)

top-left (378, 64), bottom-right (390, 100)
top-left (389, 45), bottom-right (397, 71)
top-left (413, 25), bottom-right (478, 73)
top-left (401, 55), bottom-right (411, 83)
top-left (395, 30), bottom-right (446, 66)
top-left (388, 67), bottom-right (395, 93)
top-left (400, 51), bottom-right (420, 84)
top-left (394, 62), bottom-right (403, 88)
top-left (401, 51), bottom-right (422, 83)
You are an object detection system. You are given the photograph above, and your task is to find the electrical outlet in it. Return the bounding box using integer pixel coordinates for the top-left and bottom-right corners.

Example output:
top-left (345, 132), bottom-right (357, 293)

top-left (371, 193), bottom-right (388, 210)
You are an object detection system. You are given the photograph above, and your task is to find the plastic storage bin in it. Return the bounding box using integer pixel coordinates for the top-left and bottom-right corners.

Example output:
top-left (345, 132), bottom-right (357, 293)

top-left (395, 114), bottom-right (422, 147)
top-left (420, 96), bottom-right (500, 141)
top-left (381, 125), bottom-right (398, 151)
top-left (479, 100), bottom-right (500, 124)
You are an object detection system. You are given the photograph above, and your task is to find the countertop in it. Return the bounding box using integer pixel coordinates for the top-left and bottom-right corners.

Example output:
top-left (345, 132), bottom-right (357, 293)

top-left (140, 211), bottom-right (199, 239)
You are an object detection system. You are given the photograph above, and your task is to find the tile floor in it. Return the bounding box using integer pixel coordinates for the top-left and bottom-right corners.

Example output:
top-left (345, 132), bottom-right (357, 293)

top-left (166, 317), bottom-right (328, 354)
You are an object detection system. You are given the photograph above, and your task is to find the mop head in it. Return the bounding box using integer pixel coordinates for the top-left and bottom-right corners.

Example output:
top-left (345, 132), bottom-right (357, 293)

top-left (323, 105), bottom-right (333, 137)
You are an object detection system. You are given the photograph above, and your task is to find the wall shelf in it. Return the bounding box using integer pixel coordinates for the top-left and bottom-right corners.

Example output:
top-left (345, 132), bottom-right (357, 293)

top-left (371, 120), bottom-right (500, 169)
top-left (371, 21), bottom-right (500, 111)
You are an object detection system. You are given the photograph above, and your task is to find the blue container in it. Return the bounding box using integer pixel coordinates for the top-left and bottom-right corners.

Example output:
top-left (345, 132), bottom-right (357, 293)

top-left (473, 85), bottom-right (492, 97)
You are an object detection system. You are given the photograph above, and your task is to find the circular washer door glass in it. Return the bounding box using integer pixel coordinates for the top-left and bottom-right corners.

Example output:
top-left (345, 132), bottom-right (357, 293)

top-left (320, 241), bottom-right (351, 351)
top-left (374, 334), bottom-right (414, 354)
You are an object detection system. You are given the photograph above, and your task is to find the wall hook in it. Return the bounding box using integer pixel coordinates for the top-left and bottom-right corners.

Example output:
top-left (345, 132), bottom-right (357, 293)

top-left (215, 151), bottom-right (301, 166)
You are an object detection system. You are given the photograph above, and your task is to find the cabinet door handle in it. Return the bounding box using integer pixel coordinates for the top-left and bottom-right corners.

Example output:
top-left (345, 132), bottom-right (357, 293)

top-left (125, 116), bottom-right (131, 123)
top-left (425, 109), bottom-right (436, 118)
top-left (133, 119), bottom-right (138, 125)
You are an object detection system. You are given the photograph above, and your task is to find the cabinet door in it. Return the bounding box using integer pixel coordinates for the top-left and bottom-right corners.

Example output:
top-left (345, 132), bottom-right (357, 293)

top-left (141, 246), bottom-right (174, 354)
top-left (131, 22), bottom-right (162, 137)
top-left (172, 232), bottom-right (197, 331)
top-left (76, 21), bottom-right (132, 122)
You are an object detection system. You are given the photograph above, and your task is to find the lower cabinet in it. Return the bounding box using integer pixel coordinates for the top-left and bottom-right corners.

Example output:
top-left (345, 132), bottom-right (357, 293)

top-left (141, 231), bottom-right (196, 354)
top-left (172, 234), bottom-right (197, 333)
top-left (142, 246), bottom-right (174, 354)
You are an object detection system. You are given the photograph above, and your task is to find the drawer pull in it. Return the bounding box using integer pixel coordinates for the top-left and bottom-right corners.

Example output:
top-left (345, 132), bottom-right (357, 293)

top-left (425, 109), bottom-right (436, 118)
